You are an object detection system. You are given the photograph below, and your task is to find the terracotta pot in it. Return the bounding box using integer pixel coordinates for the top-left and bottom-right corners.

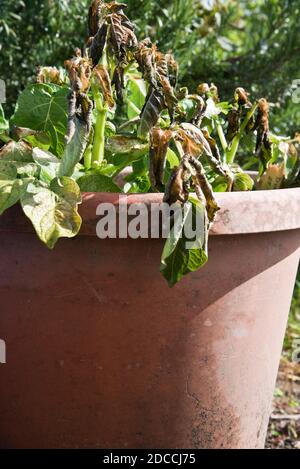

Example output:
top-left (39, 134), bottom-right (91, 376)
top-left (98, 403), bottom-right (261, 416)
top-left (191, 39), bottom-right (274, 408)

top-left (0, 188), bottom-right (299, 449)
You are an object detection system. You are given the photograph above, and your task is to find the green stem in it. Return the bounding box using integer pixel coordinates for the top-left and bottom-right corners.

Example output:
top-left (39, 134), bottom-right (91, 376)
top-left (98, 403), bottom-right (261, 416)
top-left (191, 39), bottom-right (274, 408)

top-left (216, 122), bottom-right (228, 153)
top-left (84, 144), bottom-right (92, 170)
top-left (226, 103), bottom-right (258, 164)
top-left (91, 83), bottom-right (107, 165)
top-left (0, 133), bottom-right (11, 144)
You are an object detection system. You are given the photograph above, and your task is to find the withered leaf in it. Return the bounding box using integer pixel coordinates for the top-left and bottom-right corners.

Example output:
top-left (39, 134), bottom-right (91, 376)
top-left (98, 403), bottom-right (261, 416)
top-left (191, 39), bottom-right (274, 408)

top-left (93, 64), bottom-right (114, 109)
top-left (149, 127), bottom-right (173, 190)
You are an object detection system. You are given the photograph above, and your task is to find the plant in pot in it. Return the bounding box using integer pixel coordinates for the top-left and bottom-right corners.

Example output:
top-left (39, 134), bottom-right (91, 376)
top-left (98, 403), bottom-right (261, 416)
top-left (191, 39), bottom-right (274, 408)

top-left (0, 0), bottom-right (299, 449)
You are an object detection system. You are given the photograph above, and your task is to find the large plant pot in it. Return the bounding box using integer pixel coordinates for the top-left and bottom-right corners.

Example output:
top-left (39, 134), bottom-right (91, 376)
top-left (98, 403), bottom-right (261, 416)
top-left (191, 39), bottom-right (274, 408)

top-left (0, 188), bottom-right (299, 449)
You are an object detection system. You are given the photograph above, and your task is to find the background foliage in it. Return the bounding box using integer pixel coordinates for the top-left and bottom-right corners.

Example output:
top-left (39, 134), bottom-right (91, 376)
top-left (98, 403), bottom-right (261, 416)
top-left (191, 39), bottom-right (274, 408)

top-left (1, 0), bottom-right (300, 135)
top-left (0, 0), bottom-right (299, 294)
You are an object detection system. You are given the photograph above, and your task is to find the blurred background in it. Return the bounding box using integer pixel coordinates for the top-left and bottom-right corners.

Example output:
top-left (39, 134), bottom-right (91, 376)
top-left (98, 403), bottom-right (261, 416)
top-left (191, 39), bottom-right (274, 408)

top-left (0, 0), bottom-right (299, 447)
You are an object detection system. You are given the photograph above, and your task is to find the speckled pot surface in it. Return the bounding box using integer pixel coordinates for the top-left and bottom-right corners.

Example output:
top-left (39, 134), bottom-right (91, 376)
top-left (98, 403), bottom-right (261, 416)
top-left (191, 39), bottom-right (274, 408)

top-left (0, 188), bottom-right (299, 449)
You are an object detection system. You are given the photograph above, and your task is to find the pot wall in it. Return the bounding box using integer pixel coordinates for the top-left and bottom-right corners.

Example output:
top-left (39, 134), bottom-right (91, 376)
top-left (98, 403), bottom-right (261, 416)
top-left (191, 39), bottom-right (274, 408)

top-left (0, 220), bottom-right (299, 448)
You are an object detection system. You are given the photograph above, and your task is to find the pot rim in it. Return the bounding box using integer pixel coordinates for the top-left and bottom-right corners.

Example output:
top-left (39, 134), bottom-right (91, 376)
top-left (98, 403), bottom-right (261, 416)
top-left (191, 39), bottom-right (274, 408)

top-left (0, 187), bottom-right (300, 237)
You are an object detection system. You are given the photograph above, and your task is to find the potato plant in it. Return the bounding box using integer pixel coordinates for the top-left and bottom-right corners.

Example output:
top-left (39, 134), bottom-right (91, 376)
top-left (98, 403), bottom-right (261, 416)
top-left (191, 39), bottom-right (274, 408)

top-left (0, 1), bottom-right (299, 286)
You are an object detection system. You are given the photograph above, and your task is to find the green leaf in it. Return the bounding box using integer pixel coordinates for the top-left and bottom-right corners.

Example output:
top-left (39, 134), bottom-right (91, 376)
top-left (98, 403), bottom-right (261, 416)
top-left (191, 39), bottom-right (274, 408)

top-left (0, 160), bottom-right (38, 178)
top-left (123, 174), bottom-right (151, 193)
top-left (77, 174), bottom-right (120, 192)
top-left (32, 147), bottom-right (60, 183)
top-left (0, 174), bottom-right (32, 215)
top-left (160, 197), bottom-right (208, 287)
top-left (21, 177), bottom-right (82, 249)
top-left (0, 140), bottom-right (39, 177)
top-left (11, 83), bottom-right (68, 157)
top-left (233, 172), bottom-right (254, 191)
top-left (126, 77), bottom-right (147, 120)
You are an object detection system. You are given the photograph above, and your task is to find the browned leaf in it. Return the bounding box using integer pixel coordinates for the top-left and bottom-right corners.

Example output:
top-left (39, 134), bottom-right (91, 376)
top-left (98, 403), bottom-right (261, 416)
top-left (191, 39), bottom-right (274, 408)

top-left (149, 127), bottom-right (173, 190)
top-left (94, 64), bottom-right (114, 108)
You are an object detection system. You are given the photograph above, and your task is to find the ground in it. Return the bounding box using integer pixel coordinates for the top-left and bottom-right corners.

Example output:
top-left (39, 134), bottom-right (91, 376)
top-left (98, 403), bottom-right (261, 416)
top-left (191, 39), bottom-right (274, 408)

top-left (266, 359), bottom-right (300, 449)
top-left (266, 296), bottom-right (300, 450)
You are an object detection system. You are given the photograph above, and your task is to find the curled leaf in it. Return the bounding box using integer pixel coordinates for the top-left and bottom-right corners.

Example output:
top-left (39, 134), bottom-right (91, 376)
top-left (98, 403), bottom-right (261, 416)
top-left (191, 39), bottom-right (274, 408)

top-left (149, 127), bottom-right (173, 191)
top-left (256, 163), bottom-right (285, 190)
top-left (93, 64), bottom-right (114, 109)
top-left (164, 164), bottom-right (189, 205)
top-left (64, 53), bottom-right (92, 94)
top-left (138, 88), bottom-right (165, 137)
top-left (254, 98), bottom-right (272, 172)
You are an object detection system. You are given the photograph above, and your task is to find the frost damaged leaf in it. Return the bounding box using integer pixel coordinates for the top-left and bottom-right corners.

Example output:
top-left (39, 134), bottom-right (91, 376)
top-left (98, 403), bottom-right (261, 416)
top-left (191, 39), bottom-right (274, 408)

top-left (21, 177), bottom-right (82, 249)
top-left (256, 163), bottom-right (285, 190)
top-left (93, 64), bottom-right (114, 109)
top-left (106, 135), bottom-right (148, 156)
top-left (149, 127), bottom-right (173, 190)
top-left (255, 98), bottom-right (272, 172)
top-left (138, 89), bottom-right (165, 137)
top-left (163, 165), bottom-right (189, 205)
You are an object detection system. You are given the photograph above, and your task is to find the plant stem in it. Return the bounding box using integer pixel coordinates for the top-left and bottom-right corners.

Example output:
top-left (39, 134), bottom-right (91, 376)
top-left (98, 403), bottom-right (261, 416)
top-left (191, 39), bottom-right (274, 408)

top-left (216, 122), bottom-right (228, 153)
top-left (0, 133), bottom-right (11, 144)
top-left (91, 83), bottom-right (107, 165)
top-left (84, 144), bottom-right (92, 170)
top-left (226, 103), bottom-right (258, 164)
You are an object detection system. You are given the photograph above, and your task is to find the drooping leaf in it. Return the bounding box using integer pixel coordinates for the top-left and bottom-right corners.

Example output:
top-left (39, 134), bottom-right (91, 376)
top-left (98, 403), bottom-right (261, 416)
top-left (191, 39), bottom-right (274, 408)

top-left (160, 197), bottom-right (208, 287)
top-left (137, 88), bottom-right (165, 138)
top-left (255, 98), bottom-right (272, 172)
top-left (11, 84), bottom-right (69, 157)
top-left (164, 164), bottom-right (189, 205)
top-left (149, 127), bottom-right (173, 190)
top-left (58, 117), bottom-right (90, 177)
top-left (256, 163), bottom-right (285, 190)
top-left (93, 64), bottom-right (115, 109)
top-left (21, 177), bottom-right (82, 249)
